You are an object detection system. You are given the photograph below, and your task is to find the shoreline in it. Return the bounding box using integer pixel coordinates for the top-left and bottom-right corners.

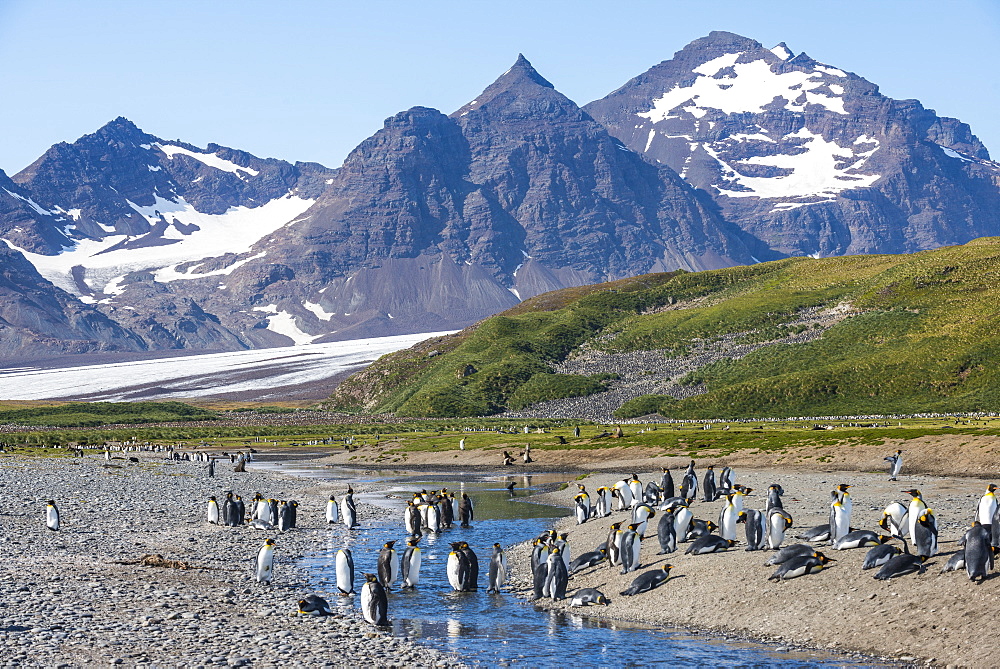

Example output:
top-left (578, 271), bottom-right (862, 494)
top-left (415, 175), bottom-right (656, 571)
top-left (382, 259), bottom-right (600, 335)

top-left (503, 465), bottom-right (996, 667)
top-left (0, 450), bottom-right (456, 667)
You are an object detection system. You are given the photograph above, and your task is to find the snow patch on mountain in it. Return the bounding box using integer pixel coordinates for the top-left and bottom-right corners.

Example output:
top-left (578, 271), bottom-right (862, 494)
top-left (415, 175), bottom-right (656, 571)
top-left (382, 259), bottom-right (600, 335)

top-left (708, 129), bottom-right (881, 202)
top-left (638, 53), bottom-right (849, 121)
top-left (153, 251), bottom-right (267, 283)
top-left (157, 143), bottom-right (260, 177)
top-left (303, 301), bottom-right (335, 321)
top-left (5, 193), bottom-right (313, 296)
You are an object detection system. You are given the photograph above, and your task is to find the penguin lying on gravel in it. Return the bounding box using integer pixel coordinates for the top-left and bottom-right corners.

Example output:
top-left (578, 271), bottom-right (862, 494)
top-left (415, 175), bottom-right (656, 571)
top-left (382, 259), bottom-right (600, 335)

top-left (297, 594), bottom-right (333, 616)
top-left (764, 544), bottom-right (815, 566)
top-left (685, 535), bottom-right (735, 555)
top-left (570, 588), bottom-right (610, 607)
top-left (796, 524), bottom-right (832, 542)
top-left (768, 552), bottom-right (834, 581)
top-left (569, 548), bottom-right (606, 574)
top-left (873, 540), bottom-right (927, 580)
top-left (832, 530), bottom-right (889, 550)
top-left (939, 549), bottom-right (965, 574)
top-left (862, 543), bottom-right (901, 570)
top-left (620, 564), bottom-right (673, 596)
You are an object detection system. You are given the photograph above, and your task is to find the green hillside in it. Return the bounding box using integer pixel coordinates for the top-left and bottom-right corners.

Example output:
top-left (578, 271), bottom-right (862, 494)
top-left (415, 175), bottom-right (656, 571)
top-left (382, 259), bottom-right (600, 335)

top-left (325, 238), bottom-right (1000, 419)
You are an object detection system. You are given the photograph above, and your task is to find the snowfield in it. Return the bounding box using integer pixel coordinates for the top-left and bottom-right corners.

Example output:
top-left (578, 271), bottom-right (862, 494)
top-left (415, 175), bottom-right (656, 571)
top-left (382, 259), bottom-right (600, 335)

top-left (0, 331), bottom-right (452, 402)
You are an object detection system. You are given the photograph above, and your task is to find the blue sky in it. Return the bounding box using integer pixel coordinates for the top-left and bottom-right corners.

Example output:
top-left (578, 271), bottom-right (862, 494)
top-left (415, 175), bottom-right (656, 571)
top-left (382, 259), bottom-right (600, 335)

top-left (1, 0), bottom-right (997, 173)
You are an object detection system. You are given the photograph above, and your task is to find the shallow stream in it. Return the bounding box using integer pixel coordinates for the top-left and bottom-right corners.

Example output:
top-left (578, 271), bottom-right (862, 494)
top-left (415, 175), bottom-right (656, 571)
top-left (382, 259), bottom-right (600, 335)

top-left (259, 462), bottom-right (866, 666)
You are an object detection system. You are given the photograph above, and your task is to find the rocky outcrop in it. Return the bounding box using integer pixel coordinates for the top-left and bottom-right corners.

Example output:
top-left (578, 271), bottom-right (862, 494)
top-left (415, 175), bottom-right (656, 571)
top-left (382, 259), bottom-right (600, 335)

top-left (585, 31), bottom-right (1000, 257)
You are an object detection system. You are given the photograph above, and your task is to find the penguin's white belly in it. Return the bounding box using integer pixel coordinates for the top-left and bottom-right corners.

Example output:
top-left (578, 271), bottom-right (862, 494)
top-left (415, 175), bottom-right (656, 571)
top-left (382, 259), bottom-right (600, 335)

top-left (360, 584), bottom-right (376, 623)
top-left (335, 553), bottom-right (352, 594)
top-left (405, 551), bottom-right (421, 586)
top-left (256, 548), bottom-right (274, 583)
top-left (326, 502), bottom-right (338, 523)
top-left (446, 554), bottom-right (461, 590)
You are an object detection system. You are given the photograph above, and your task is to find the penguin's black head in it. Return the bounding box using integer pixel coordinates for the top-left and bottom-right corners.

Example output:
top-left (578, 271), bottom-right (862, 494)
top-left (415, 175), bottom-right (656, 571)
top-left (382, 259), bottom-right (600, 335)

top-left (264, 538), bottom-right (276, 547)
top-left (988, 484), bottom-right (998, 493)
top-left (879, 535), bottom-right (892, 544)
top-left (598, 595), bottom-right (609, 605)
top-left (707, 465), bottom-right (714, 470)
top-left (209, 495), bottom-right (216, 501)
top-left (384, 540), bottom-right (396, 548)
top-left (662, 563), bottom-right (673, 572)
top-left (364, 573), bottom-right (377, 582)
top-left (493, 542), bottom-right (501, 548)
top-left (903, 489), bottom-right (920, 497)
top-left (837, 484), bottom-right (851, 491)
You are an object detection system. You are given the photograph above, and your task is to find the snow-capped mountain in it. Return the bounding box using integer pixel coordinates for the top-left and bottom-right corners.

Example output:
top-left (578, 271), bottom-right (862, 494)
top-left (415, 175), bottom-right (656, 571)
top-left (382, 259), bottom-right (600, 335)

top-left (1, 34), bottom-right (999, 359)
top-left (585, 31), bottom-right (1000, 257)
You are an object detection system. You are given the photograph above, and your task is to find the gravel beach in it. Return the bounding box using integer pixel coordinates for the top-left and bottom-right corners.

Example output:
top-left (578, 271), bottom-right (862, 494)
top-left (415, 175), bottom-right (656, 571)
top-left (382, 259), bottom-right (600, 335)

top-left (0, 451), bottom-right (455, 667)
top-left (507, 465), bottom-right (999, 667)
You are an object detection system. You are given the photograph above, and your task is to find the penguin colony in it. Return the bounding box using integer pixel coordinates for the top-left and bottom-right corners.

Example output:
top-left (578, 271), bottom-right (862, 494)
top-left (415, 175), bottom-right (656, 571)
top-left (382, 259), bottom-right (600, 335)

top-left (196, 482), bottom-right (498, 628)
top-left (546, 456), bottom-right (1000, 607)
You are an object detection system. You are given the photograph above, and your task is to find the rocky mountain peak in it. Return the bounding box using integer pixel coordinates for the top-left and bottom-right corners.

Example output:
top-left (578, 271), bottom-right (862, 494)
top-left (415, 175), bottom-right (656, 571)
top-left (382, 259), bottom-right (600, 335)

top-left (452, 54), bottom-right (566, 119)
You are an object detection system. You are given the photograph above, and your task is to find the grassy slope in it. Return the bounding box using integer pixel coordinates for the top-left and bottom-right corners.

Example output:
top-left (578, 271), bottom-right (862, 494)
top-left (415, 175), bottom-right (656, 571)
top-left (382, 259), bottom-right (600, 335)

top-left (326, 238), bottom-right (1000, 418)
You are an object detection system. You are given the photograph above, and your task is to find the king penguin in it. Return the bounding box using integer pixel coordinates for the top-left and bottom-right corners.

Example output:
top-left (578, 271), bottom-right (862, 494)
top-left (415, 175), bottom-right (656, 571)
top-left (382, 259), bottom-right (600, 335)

top-left (703, 465), bottom-right (717, 503)
top-left (976, 484), bottom-right (998, 526)
top-left (744, 508), bottom-right (766, 551)
top-left (719, 494), bottom-right (740, 541)
top-left (360, 573), bottom-right (389, 626)
top-left (336, 547), bottom-right (355, 595)
top-left (255, 537), bottom-right (276, 584)
top-left (913, 508), bottom-right (938, 557)
top-left (884, 449), bottom-right (903, 481)
top-left (45, 500), bottom-right (59, 531)
top-left (486, 543), bottom-right (507, 593)
top-left (620, 564), bottom-right (673, 596)
top-left (447, 542), bottom-right (471, 592)
top-left (377, 540), bottom-right (399, 590)
top-left (297, 594), bottom-right (333, 616)
top-left (903, 489), bottom-right (927, 540)
top-left (656, 508), bottom-right (677, 554)
top-left (342, 486), bottom-right (358, 530)
top-left (207, 496), bottom-right (220, 525)
top-left (660, 467), bottom-right (675, 500)
top-left (326, 495), bottom-right (339, 524)
top-left (543, 547), bottom-right (568, 600)
top-left (401, 537), bottom-right (422, 589)
top-left (962, 521), bottom-right (993, 583)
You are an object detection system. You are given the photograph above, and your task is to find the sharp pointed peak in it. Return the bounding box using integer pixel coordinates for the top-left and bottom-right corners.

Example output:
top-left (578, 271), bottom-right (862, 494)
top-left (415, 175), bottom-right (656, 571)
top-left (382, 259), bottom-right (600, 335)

top-left (501, 53), bottom-right (554, 89)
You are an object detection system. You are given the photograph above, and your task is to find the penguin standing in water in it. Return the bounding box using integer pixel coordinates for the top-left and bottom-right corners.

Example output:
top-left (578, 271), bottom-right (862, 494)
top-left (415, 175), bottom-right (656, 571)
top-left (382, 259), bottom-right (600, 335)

top-left (360, 573), bottom-right (389, 626)
top-left (743, 508), bottom-right (767, 551)
top-left (377, 540), bottom-right (399, 590)
top-left (962, 522), bottom-right (993, 583)
top-left (975, 484), bottom-right (998, 525)
top-left (544, 547), bottom-right (569, 600)
top-left (913, 509), bottom-right (938, 557)
top-left (336, 548), bottom-right (355, 596)
top-left (703, 465), bottom-right (717, 503)
top-left (904, 489), bottom-right (928, 540)
top-left (660, 467), bottom-right (675, 500)
top-left (620, 564), bottom-right (673, 596)
top-left (459, 493), bottom-right (475, 528)
top-left (460, 542), bottom-right (479, 590)
top-left (486, 543), bottom-right (507, 593)
top-left (447, 542), bottom-right (475, 592)
top-left (656, 509), bottom-right (677, 554)
top-left (207, 496), bottom-right (220, 525)
top-left (45, 500), bottom-right (60, 531)
top-left (326, 495), bottom-right (339, 524)
top-left (766, 507), bottom-right (793, 550)
top-left (401, 537), bottom-right (422, 589)
top-left (884, 449), bottom-right (903, 481)
top-left (255, 538), bottom-right (276, 584)
top-left (342, 486), bottom-right (358, 530)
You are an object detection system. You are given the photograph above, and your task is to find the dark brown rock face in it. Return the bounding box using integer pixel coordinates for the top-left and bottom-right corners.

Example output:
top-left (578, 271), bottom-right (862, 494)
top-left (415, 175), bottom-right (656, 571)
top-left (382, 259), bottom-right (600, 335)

top-left (584, 31), bottom-right (1000, 257)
